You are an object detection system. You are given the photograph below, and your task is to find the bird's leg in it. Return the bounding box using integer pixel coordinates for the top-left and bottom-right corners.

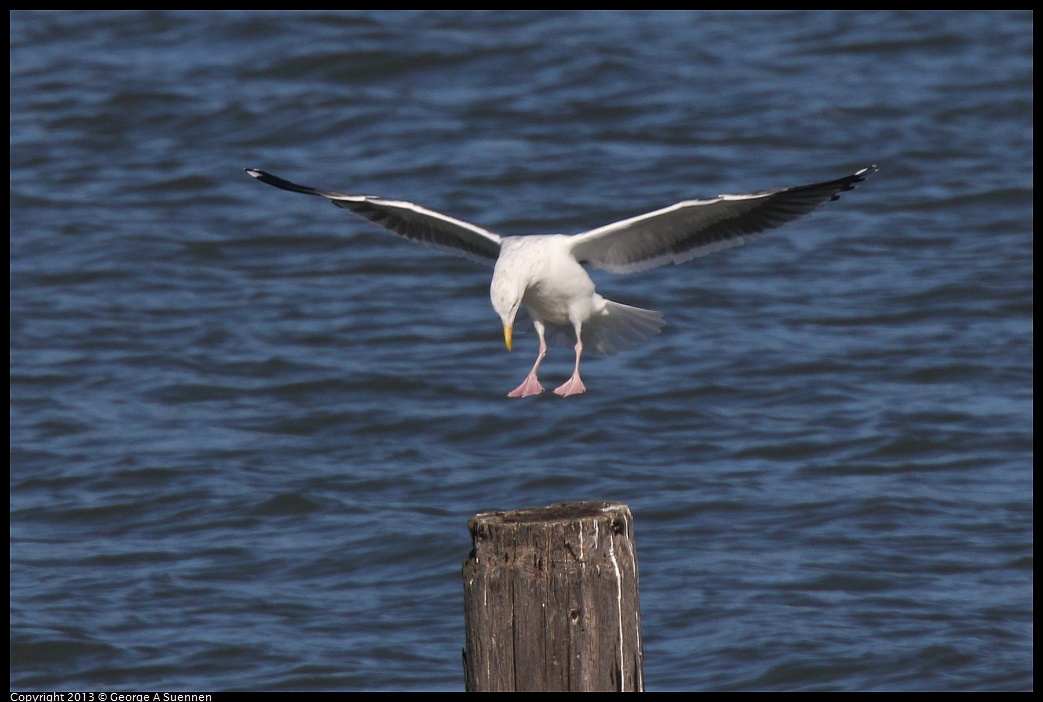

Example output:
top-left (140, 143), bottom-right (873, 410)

top-left (507, 321), bottom-right (547, 397)
top-left (554, 328), bottom-right (587, 397)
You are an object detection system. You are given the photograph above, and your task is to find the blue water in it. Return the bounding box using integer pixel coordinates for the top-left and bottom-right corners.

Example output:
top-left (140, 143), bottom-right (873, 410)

top-left (10, 10), bottom-right (1032, 691)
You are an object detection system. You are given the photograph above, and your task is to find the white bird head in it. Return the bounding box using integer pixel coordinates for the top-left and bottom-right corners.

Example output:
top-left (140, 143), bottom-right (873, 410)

top-left (490, 252), bottom-right (527, 351)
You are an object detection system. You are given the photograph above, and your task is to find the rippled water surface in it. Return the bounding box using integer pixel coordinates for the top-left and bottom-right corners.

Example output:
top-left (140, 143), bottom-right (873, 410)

top-left (10, 10), bottom-right (1032, 691)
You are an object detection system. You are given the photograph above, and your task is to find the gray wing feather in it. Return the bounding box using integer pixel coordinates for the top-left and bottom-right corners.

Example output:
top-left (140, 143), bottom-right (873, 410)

top-left (569, 165), bottom-right (876, 273)
top-left (246, 169), bottom-right (502, 265)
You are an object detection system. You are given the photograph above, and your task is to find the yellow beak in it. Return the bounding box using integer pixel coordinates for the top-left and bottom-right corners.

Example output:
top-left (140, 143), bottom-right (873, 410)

top-left (503, 324), bottom-right (513, 351)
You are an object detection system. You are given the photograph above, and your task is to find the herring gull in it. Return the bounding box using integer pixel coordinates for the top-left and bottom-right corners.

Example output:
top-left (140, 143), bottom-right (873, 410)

top-left (246, 165), bottom-right (876, 397)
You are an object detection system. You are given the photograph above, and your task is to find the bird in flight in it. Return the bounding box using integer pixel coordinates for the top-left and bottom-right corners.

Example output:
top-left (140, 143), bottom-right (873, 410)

top-left (246, 164), bottom-right (875, 397)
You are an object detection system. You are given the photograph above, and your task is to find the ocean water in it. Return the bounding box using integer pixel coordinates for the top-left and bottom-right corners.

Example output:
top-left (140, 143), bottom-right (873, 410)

top-left (10, 10), bottom-right (1032, 691)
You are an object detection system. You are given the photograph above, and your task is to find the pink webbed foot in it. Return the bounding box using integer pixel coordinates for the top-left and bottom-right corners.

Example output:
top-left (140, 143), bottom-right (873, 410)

top-left (553, 373), bottom-right (586, 397)
top-left (507, 372), bottom-right (545, 398)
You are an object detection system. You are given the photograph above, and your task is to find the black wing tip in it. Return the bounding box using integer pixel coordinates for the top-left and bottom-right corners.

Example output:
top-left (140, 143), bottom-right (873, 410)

top-left (848, 163), bottom-right (878, 185)
top-left (244, 167), bottom-right (284, 186)
top-left (855, 164), bottom-right (879, 180)
top-left (827, 164), bottom-right (878, 200)
top-left (243, 168), bottom-right (328, 197)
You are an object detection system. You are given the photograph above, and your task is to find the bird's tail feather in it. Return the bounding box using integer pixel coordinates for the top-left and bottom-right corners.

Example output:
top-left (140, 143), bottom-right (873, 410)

top-left (545, 301), bottom-right (664, 355)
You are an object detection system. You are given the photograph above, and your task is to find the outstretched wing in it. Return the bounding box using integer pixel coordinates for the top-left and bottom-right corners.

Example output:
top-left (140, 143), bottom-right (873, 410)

top-left (569, 165), bottom-right (876, 273)
top-left (246, 169), bottom-right (503, 265)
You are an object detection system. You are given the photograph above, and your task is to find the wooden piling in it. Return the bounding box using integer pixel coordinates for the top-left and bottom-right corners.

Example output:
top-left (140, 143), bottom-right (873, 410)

top-left (462, 501), bottom-right (644, 692)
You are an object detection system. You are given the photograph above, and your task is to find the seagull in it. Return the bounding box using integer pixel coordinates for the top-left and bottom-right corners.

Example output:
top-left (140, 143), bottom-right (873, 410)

top-left (246, 165), bottom-right (875, 397)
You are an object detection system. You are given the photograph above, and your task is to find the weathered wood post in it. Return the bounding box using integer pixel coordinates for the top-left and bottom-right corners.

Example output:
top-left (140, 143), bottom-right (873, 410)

top-left (462, 501), bottom-right (644, 691)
